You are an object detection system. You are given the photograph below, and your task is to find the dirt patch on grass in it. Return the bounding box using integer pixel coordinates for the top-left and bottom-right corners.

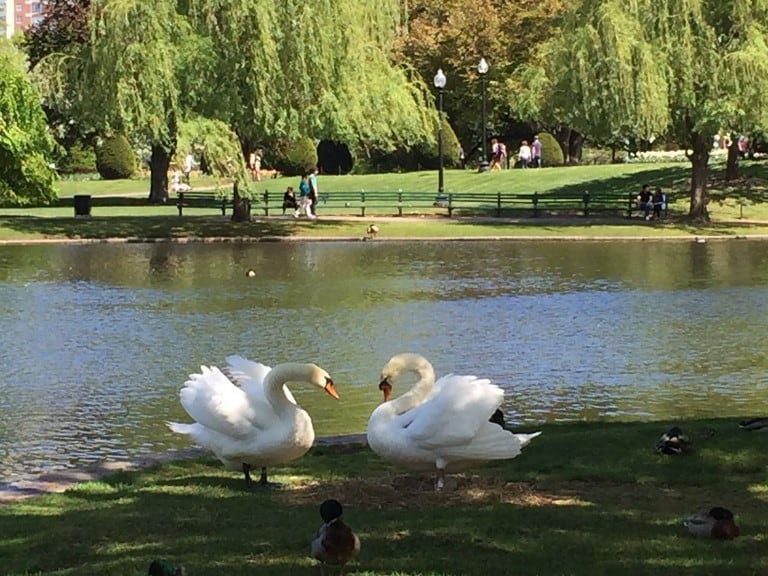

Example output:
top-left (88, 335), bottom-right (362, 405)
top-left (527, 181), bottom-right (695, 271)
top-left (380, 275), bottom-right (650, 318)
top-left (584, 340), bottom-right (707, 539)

top-left (276, 473), bottom-right (591, 509)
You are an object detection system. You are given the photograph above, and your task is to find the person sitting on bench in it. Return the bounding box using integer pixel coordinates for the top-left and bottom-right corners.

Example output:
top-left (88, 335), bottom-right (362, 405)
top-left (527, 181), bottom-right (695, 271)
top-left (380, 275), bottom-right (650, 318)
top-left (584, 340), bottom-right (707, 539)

top-left (652, 186), bottom-right (666, 219)
top-left (637, 184), bottom-right (653, 220)
top-left (282, 186), bottom-right (298, 214)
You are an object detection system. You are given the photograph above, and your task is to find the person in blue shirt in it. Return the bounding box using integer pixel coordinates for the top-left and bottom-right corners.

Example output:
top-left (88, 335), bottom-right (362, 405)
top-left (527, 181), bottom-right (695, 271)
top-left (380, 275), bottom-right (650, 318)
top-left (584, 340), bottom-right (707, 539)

top-left (293, 173), bottom-right (316, 219)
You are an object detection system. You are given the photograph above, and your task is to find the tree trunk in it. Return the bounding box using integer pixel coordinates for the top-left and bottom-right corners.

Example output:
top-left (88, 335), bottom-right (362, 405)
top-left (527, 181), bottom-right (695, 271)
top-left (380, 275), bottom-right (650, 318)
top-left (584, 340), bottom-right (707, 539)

top-left (687, 133), bottom-right (710, 221)
top-left (231, 182), bottom-right (251, 222)
top-left (552, 126), bottom-right (572, 164)
top-left (148, 144), bottom-right (172, 204)
top-left (725, 134), bottom-right (740, 181)
top-left (568, 131), bottom-right (584, 164)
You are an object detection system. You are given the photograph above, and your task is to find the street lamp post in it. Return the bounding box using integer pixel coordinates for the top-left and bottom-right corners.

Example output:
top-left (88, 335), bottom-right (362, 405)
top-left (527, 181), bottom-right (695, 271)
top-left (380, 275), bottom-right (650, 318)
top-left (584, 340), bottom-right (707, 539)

top-left (477, 57), bottom-right (489, 172)
top-left (434, 68), bottom-right (447, 196)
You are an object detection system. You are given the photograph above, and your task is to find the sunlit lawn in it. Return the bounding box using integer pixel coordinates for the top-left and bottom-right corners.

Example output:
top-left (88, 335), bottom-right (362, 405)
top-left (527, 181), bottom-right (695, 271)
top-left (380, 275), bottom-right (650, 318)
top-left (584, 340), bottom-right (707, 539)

top-left (2, 418), bottom-right (767, 575)
top-left (0, 161), bottom-right (764, 242)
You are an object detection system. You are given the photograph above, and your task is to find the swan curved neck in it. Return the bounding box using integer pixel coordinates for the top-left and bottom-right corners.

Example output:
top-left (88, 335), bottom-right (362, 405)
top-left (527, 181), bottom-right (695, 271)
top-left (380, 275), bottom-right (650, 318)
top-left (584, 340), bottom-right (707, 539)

top-left (263, 363), bottom-right (311, 409)
top-left (390, 360), bottom-right (434, 414)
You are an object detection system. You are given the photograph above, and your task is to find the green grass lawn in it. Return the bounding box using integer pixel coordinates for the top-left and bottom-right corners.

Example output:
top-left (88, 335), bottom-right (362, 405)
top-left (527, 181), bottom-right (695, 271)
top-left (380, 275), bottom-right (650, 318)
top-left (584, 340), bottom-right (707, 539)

top-left (2, 418), bottom-right (766, 575)
top-left (0, 161), bottom-right (764, 242)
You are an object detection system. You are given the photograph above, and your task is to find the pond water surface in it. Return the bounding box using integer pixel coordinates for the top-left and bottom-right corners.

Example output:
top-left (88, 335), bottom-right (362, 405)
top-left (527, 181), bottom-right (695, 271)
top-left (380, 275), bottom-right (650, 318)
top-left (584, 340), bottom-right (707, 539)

top-left (1, 239), bottom-right (767, 486)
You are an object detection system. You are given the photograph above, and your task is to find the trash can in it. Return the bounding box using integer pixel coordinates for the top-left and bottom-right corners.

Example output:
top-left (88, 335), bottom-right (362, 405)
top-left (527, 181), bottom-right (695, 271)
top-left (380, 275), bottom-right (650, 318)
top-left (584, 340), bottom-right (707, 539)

top-left (73, 195), bottom-right (91, 217)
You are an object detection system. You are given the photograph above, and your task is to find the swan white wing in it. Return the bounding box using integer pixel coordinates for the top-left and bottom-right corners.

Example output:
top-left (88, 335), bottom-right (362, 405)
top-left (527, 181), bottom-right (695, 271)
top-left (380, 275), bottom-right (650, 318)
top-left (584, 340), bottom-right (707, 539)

top-left (178, 365), bottom-right (277, 438)
top-left (404, 373), bottom-right (504, 448)
top-left (224, 355), bottom-right (298, 405)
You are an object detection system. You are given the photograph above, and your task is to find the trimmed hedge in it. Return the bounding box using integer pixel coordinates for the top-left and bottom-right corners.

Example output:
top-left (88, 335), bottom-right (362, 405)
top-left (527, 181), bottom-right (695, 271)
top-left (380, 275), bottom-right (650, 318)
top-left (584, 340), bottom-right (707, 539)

top-left (537, 132), bottom-right (564, 167)
top-left (271, 136), bottom-right (318, 176)
top-left (95, 134), bottom-right (136, 180)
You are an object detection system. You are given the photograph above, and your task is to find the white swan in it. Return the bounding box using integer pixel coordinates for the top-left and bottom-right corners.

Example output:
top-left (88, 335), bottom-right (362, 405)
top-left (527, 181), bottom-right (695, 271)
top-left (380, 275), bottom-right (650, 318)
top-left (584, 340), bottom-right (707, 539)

top-left (168, 355), bottom-right (339, 489)
top-left (366, 353), bottom-right (540, 489)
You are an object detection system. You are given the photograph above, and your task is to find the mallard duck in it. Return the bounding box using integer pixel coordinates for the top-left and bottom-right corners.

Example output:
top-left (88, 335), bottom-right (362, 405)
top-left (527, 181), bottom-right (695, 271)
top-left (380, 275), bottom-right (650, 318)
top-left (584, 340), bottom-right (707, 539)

top-left (168, 356), bottom-right (339, 489)
top-left (739, 417), bottom-right (768, 431)
top-left (148, 560), bottom-right (185, 576)
top-left (311, 499), bottom-right (360, 576)
top-left (366, 353), bottom-right (541, 490)
top-left (655, 426), bottom-right (692, 455)
top-left (683, 507), bottom-right (740, 540)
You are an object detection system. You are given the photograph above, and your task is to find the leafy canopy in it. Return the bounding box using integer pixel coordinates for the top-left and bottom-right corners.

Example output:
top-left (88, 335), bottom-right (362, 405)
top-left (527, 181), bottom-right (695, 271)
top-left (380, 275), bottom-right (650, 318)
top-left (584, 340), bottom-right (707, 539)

top-left (0, 40), bottom-right (56, 206)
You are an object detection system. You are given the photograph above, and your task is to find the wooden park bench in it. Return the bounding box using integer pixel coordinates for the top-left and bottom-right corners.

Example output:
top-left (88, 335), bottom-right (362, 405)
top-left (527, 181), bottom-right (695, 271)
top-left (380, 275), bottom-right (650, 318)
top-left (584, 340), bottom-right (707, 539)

top-left (176, 191), bottom-right (229, 216)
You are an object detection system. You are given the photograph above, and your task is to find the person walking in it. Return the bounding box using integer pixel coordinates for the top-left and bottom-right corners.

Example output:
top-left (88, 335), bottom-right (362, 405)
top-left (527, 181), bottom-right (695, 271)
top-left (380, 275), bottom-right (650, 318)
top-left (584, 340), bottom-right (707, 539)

top-left (293, 173), bottom-right (316, 219)
top-left (518, 140), bottom-right (532, 168)
top-left (308, 166), bottom-right (319, 216)
top-left (532, 136), bottom-right (542, 168)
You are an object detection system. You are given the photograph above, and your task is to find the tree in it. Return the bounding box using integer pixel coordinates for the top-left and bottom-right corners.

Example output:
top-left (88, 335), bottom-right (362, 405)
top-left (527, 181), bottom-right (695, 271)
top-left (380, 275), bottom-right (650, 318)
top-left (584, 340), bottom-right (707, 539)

top-left (392, 0), bottom-right (567, 157)
top-left (508, 0), bottom-right (768, 220)
top-left (0, 40), bottom-right (56, 206)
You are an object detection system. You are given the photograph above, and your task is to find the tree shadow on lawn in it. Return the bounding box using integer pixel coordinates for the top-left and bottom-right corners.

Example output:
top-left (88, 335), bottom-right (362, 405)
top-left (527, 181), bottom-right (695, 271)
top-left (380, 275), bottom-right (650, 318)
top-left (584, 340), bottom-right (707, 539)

top-left (2, 419), bottom-right (766, 575)
top-left (0, 215), bottom-right (298, 240)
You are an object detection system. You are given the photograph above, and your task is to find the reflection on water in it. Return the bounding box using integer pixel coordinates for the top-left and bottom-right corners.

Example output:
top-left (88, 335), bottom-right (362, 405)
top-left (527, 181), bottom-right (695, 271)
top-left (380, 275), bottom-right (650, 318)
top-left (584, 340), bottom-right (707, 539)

top-left (1, 240), bottom-right (767, 485)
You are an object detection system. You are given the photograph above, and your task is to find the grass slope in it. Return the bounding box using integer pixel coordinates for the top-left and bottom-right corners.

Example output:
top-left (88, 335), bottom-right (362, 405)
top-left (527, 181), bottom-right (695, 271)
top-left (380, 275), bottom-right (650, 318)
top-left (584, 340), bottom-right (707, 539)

top-left (2, 419), bottom-right (767, 575)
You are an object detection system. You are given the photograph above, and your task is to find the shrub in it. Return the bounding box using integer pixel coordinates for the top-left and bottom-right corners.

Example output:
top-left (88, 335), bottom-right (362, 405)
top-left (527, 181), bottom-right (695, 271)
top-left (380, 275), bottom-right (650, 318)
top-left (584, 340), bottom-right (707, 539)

top-left (537, 132), bottom-right (564, 167)
top-left (95, 134), bottom-right (136, 180)
top-left (55, 141), bottom-right (97, 174)
top-left (364, 118), bottom-right (461, 173)
top-left (271, 136), bottom-right (318, 176)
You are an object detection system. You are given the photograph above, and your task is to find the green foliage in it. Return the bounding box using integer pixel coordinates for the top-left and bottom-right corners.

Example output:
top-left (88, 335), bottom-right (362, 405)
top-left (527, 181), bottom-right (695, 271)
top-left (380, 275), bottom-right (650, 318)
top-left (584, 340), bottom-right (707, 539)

top-left (0, 40), bottom-right (56, 207)
top-left (367, 117), bottom-right (460, 172)
top-left (186, 0), bottom-right (434, 150)
top-left (177, 116), bottom-right (250, 194)
top-left (537, 132), bottom-right (564, 167)
top-left (95, 134), bottom-right (136, 180)
top-left (271, 136), bottom-right (318, 177)
top-left (54, 140), bottom-right (97, 174)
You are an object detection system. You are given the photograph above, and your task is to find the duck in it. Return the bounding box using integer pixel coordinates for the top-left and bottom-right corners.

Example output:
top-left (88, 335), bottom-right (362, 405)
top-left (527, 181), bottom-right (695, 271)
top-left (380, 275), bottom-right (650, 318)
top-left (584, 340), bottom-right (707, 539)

top-left (366, 224), bottom-right (379, 239)
top-left (168, 356), bottom-right (339, 489)
top-left (310, 499), bottom-right (360, 576)
top-left (683, 507), bottom-right (740, 540)
top-left (739, 417), bottom-right (768, 431)
top-left (366, 353), bottom-right (541, 490)
top-left (655, 426), bottom-right (692, 455)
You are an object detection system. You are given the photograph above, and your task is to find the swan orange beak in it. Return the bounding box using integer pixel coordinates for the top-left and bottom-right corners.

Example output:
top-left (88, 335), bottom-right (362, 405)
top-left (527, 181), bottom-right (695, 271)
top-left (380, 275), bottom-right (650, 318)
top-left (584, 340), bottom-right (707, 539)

top-left (324, 380), bottom-right (340, 399)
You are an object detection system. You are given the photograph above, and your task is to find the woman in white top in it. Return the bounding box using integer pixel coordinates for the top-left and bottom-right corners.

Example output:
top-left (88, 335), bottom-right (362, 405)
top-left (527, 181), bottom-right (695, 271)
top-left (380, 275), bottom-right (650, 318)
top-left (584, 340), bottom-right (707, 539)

top-left (518, 140), bottom-right (532, 169)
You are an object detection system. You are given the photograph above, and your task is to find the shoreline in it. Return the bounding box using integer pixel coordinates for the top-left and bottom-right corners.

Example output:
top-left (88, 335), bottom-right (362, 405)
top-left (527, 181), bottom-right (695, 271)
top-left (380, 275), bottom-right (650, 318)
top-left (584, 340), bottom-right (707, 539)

top-left (0, 434), bottom-right (368, 504)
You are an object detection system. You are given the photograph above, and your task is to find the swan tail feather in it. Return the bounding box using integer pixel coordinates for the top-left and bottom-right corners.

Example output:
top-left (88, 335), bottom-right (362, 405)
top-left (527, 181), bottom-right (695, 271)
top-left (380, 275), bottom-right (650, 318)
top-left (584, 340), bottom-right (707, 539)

top-left (514, 431), bottom-right (542, 447)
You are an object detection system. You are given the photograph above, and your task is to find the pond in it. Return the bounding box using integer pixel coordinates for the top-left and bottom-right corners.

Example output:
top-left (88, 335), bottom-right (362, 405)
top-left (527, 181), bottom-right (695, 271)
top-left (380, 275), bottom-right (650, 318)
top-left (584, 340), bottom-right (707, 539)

top-left (1, 239), bottom-right (767, 486)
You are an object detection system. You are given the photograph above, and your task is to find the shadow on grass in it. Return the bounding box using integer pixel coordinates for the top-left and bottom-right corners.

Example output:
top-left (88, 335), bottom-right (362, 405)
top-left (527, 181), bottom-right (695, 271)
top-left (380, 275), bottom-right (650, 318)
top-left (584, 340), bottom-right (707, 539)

top-left (1, 419), bottom-right (766, 575)
top-left (0, 215), bottom-right (304, 240)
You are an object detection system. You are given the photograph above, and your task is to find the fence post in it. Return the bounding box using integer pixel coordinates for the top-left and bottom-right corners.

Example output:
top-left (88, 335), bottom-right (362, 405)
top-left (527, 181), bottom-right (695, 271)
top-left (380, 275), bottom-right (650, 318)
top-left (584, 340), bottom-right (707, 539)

top-left (496, 191), bottom-right (502, 217)
top-left (448, 193), bottom-right (454, 217)
top-left (262, 190), bottom-right (269, 216)
top-left (398, 191), bottom-right (403, 217)
top-left (361, 191), bottom-right (366, 217)
top-left (627, 191), bottom-right (635, 218)
top-left (533, 192), bottom-right (539, 217)
top-left (583, 191), bottom-right (590, 217)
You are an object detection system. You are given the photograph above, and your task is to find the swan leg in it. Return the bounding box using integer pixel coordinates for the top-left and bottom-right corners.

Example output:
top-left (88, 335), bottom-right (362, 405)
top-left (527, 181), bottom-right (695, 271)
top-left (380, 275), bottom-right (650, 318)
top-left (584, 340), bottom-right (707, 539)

top-left (256, 466), bottom-right (284, 490)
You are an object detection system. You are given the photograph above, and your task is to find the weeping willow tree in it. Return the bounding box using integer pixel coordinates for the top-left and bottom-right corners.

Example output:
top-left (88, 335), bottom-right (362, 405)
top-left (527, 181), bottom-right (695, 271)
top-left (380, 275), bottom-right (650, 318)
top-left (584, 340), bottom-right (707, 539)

top-left (186, 0), bottom-right (434, 151)
top-left (508, 0), bottom-right (768, 220)
top-left (75, 0), bottom-right (187, 203)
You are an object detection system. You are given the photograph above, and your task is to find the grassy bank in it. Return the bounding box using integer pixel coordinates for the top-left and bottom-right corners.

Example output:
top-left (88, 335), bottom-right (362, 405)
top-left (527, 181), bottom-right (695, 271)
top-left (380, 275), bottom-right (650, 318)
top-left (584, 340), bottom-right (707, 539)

top-left (2, 418), bottom-right (767, 575)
